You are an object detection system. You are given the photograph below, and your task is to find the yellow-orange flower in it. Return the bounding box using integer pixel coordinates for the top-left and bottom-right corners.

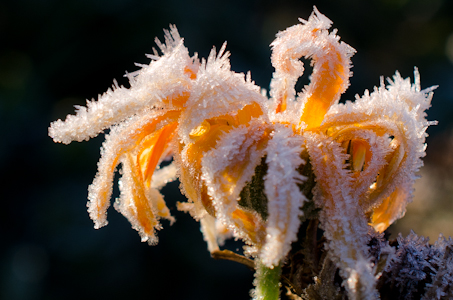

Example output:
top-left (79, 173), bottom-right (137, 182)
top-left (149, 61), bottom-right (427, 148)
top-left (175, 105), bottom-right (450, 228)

top-left (49, 8), bottom-right (435, 300)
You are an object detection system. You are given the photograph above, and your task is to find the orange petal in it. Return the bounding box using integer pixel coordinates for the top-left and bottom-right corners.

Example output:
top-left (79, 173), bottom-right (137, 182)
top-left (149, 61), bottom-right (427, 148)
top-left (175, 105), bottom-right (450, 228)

top-left (184, 66), bottom-right (197, 80)
top-left (87, 110), bottom-right (181, 228)
top-left (201, 120), bottom-right (271, 246)
top-left (162, 91), bottom-right (191, 108)
top-left (177, 140), bottom-right (213, 216)
top-left (115, 153), bottom-right (159, 243)
top-left (180, 122), bottom-right (232, 215)
top-left (137, 121), bottom-right (178, 188)
top-left (275, 92), bottom-right (287, 114)
top-left (179, 102), bottom-right (264, 216)
top-left (300, 51), bottom-right (349, 129)
top-left (148, 187), bottom-right (175, 223)
top-left (231, 209), bottom-right (266, 245)
top-left (236, 102), bottom-right (263, 125)
top-left (370, 188), bottom-right (408, 232)
top-left (269, 10), bottom-right (354, 127)
top-left (321, 122), bottom-right (400, 213)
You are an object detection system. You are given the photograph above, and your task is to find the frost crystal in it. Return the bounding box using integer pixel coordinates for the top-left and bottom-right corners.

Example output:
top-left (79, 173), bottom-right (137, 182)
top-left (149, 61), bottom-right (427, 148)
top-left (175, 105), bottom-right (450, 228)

top-left (49, 7), bottom-right (438, 300)
top-left (377, 232), bottom-right (453, 300)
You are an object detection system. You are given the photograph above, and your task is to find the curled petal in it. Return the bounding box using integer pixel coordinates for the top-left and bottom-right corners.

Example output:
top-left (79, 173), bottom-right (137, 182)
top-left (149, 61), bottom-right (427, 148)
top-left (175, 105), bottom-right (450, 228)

top-left (114, 154), bottom-right (160, 244)
top-left (201, 120), bottom-right (271, 246)
top-left (270, 7), bottom-right (355, 128)
top-left (178, 101), bottom-right (266, 218)
top-left (320, 70), bottom-right (435, 231)
top-left (87, 110), bottom-right (180, 229)
top-left (178, 118), bottom-right (234, 217)
top-left (325, 127), bottom-right (393, 211)
top-left (370, 187), bottom-right (409, 232)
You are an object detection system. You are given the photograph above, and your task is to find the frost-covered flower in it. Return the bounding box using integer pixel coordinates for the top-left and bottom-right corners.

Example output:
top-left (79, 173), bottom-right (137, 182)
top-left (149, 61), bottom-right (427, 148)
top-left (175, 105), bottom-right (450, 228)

top-left (49, 7), bottom-right (436, 300)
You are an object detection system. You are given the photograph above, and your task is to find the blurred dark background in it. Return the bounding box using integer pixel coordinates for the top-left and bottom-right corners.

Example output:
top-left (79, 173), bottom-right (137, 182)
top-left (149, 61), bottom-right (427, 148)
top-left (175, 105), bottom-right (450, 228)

top-left (2, 0), bottom-right (453, 299)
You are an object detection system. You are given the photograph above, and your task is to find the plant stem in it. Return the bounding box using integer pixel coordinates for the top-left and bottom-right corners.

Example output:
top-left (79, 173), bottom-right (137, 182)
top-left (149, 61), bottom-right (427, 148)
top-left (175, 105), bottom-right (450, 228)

top-left (253, 260), bottom-right (282, 300)
top-left (211, 249), bottom-right (255, 270)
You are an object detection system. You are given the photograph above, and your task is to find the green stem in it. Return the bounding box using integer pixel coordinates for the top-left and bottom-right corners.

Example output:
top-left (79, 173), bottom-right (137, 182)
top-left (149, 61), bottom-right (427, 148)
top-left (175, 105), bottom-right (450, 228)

top-left (253, 260), bottom-right (282, 300)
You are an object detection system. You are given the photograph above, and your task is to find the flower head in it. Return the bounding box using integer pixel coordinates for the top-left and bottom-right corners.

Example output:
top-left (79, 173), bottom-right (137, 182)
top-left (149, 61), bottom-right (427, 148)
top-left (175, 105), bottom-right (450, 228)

top-left (49, 7), bottom-right (435, 300)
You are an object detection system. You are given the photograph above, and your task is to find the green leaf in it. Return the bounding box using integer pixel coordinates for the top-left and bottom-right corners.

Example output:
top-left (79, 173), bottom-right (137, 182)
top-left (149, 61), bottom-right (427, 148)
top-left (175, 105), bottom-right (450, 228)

top-left (238, 156), bottom-right (269, 220)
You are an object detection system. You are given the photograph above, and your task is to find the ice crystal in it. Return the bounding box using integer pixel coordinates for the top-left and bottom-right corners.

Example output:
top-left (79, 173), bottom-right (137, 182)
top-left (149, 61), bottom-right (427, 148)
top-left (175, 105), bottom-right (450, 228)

top-left (377, 232), bottom-right (453, 300)
top-left (49, 7), bottom-right (438, 300)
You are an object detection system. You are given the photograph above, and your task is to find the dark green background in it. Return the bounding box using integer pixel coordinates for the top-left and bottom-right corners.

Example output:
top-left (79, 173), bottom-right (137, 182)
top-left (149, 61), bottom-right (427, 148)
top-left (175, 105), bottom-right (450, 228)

top-left (2, 0), bottom-right (453, 299)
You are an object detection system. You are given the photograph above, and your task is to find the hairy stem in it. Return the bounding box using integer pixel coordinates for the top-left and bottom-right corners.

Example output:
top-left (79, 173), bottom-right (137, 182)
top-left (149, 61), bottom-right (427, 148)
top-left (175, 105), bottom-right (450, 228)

top-left (253, 260), bottom-right (282, 300)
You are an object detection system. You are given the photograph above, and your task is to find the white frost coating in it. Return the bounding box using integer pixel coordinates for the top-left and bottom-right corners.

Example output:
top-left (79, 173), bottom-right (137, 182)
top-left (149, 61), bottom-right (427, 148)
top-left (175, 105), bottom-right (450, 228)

top-left (114, 155), bottom-right (160, 245)
top-left (321, 70), bottom-right (436, 227)
top-left (305, 132), bottom-right (377, 300)
top-left (199, 214), bottom-right (220, 253)
top-left (215, 219), bottom-right (234, 247)
top-left (86, 109), bottom-right (178, 229)
top-left (260, 125), bottom-right (307, 267)
top-left (176, 201), bottom-right (208, 221)
top-left (49, 25), bottom-right (194, 145)
top-left (148, 187), bottom-right (175, 224)
top-left (201, 120), bottom-right (269, 245)
top-left (269, 6), bottom-right (355, 122)
top-left (48, 8), bottom-right (438, 299)
top-left (386, 68), bottom-right (437, 122)
top-left (345, 257), bottom-right (379, 300)
top-left (199, 214), bottom-right (233, 253)
top-left (179, 44), bottom-right (267, 144)
top-left (151, 162), bottom-right (178, 189)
